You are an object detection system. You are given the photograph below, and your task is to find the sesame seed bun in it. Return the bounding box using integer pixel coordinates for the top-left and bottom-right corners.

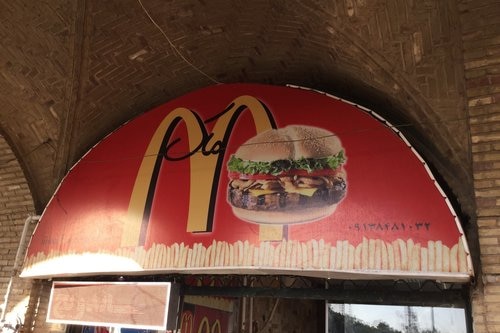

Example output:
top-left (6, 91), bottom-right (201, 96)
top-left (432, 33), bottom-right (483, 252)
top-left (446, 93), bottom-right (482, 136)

top-left (235, 125), bottom-right (342, 162)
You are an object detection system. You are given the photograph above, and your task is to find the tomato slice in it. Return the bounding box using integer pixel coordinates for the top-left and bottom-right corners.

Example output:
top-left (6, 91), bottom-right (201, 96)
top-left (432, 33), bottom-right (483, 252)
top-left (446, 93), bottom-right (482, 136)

top-left (228, 168), bottom-right (339, 180)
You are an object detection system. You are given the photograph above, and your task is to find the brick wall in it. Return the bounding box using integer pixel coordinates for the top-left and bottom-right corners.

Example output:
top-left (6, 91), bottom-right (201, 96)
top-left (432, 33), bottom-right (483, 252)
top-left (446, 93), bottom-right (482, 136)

top-left (24, 280), bottom-right (65, 333)
top-left (460, 0), bottom-right (500, 331)
top-left (0, 135), bottom-right (62, 333)
top-left (0, 135), bottom-right (36, 330)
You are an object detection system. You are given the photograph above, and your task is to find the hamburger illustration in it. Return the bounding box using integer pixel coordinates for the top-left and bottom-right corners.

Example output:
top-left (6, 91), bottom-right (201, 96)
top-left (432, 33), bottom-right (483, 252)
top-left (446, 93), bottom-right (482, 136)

top-left (227, 125), bottom-right (347, 224)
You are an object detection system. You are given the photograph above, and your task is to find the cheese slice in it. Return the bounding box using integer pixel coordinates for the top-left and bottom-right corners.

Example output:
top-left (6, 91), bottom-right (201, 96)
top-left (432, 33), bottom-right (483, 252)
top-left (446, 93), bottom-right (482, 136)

top-left (249, 188), bottom-right (318, 197)
top-left (249, 189), bottom-right (278, 196)
top-left (290, 188), bottom-right (318, 197)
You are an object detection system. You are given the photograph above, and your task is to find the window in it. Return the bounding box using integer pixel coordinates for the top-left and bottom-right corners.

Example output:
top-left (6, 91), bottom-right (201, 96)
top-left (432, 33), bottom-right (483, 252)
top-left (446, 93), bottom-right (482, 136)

top-left (327, 303), bottom-right (467, 333)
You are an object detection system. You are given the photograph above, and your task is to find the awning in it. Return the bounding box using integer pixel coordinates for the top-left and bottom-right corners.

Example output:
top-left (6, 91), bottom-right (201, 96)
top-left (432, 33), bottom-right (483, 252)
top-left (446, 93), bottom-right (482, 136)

top-left (21, 84), bottom-right (473, 282)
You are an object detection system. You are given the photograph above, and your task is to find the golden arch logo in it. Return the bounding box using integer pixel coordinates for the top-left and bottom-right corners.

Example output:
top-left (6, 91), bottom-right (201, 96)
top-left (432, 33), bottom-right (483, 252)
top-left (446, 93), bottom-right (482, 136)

top-left (122, 96), bottom-right (276, 246)
top-left (180, 311), bottom-right (194, 333)
top-left (198, 317), bottom-right (210, 333)
top-left (211, 319), bottom-right (221, 333)
top-left (196, 317), bottom-right (221, 333)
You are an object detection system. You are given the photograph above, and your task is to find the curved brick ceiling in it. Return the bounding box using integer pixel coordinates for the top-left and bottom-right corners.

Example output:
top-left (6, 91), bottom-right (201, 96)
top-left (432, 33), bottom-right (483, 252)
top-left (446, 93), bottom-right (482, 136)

top-left (0, 0), bottom-right (473, 218)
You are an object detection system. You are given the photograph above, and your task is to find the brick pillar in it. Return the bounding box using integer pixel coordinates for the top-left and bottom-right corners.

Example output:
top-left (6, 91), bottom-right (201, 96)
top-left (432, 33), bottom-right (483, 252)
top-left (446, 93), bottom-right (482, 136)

top-left (0, 136), bottom-right (64, 333)
top-left (460, 0), bottom-right (500, 331)
top-left (23, 280), bottom-right (66, 333)
top-left (0, 135), bottom-right (36, 329)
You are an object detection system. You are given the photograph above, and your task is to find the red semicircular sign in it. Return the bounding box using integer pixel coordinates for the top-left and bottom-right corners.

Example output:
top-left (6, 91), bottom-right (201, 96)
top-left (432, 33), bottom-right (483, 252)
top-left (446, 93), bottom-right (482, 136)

top-left (21, 84), bottom-right (473, 281)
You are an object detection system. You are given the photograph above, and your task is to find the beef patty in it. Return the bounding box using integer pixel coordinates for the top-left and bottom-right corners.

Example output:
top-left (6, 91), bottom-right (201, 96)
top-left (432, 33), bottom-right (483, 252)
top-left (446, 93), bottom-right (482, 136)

top-left (228, 178), bottom-right (346, 211)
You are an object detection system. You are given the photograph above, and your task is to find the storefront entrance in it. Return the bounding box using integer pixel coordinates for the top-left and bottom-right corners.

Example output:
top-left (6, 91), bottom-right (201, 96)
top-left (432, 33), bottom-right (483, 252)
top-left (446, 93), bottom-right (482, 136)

top-left (59, 275), bottom-right (470, 333)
